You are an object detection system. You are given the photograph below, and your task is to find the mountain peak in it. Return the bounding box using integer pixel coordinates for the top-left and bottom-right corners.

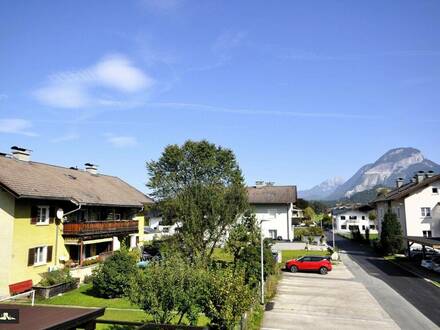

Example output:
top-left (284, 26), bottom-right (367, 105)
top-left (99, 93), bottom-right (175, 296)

top-left (375, 147), bottom-right (423, 164)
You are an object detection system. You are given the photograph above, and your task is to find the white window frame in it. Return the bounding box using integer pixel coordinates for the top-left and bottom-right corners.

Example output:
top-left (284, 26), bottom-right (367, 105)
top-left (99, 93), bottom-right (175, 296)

top-left (421, 207), bottom-right (431, 217)
top-left (37, 206), bottom-right (50, 225)
top-left (34, 246), bottom-right (47, 265)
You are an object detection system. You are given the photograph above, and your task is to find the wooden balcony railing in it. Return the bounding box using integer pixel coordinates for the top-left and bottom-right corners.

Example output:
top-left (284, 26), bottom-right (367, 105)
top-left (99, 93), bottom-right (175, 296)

top-left (63, 220), bottom-right (138, 236)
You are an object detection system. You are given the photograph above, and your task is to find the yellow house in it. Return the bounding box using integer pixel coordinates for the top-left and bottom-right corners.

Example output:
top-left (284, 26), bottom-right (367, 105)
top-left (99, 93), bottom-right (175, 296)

top-left (0, 146), bottom-right (152, 296)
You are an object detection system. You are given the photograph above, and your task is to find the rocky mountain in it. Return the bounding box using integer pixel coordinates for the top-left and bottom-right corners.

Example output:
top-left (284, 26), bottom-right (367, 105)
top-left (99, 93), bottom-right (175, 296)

top-left (299, 176), bottom-right (345, 200)
top-left (327, 147), bottom-right (440, 200)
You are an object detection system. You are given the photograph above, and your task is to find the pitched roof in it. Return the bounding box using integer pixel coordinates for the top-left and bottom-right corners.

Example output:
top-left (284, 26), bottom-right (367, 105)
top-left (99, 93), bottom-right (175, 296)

top-left (373, 174), bottom-right (440, 203)
top-left (0, 155), bottom-right (152, 207)
top-left (332, 204), bottom-right (373, 215)
top-left (247, 185), bottom-right (297, 204)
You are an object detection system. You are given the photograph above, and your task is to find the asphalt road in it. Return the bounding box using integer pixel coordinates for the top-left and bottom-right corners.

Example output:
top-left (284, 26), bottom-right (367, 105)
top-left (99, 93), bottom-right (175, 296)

top-left (328, 232), bottom-right (440, 329)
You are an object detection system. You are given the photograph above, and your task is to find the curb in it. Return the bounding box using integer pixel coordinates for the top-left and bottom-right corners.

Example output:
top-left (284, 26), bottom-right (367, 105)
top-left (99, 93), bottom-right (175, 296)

top-left (386, 259), bottom-right (440, 289)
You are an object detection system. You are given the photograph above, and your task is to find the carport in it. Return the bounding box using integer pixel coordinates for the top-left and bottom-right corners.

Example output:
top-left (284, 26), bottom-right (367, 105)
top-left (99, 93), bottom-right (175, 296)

top-left (405, 236), bottom-right (440, 259)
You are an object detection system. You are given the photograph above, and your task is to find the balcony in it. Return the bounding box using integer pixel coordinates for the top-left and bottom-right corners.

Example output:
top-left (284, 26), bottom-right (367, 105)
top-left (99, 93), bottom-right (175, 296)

top-left (63, 220), bottom-right (138, 238)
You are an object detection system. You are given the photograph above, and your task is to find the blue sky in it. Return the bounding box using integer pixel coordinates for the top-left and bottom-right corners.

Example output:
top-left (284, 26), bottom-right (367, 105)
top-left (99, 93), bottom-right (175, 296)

top-left (1, 0), bottom-right (439, 193)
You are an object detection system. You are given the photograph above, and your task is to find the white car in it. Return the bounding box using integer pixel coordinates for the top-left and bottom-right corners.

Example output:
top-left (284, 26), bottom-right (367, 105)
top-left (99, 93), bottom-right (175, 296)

top-left (421, 259), bottom-right (433, 270)
top-left (432, 257), bottom-right (440, 273)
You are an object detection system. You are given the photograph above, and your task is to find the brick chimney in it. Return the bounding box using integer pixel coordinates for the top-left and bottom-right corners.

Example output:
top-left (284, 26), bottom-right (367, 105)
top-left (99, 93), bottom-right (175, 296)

top-left (85, 163), bottom-right (98, 175)
top-left (11, 146), bottom-right (31, 162)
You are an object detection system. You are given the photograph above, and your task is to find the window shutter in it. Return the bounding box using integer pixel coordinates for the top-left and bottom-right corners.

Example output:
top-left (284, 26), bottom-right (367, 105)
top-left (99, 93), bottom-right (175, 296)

top-left (28, 248), bottom-right (35, 266)
top-left (30, 206), bottom-right (38, 224)
top-left (49, 207), bottom-right (55, 224)
top-left (46, 246), bottom-right (53, 263)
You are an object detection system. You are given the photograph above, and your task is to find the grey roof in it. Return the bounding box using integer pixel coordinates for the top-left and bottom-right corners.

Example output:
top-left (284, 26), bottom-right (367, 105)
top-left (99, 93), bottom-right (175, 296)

top-left (247, 185), bottom-right (297, 204)
top-left (373, 174), bottom-right (440, 203)
top-left (0, 155), bottom-right (152, 207)
top-left (331, 204), bottom-right (373, 216)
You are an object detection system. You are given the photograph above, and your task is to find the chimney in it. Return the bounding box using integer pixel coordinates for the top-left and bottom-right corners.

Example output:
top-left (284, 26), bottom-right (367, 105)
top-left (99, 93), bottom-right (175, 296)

top-left (396, 178), bottom-right (404, 188)
top-left (426, 170), bottom-right (435, 178)
top-left (11, 146), bottom-right (31, 162)
top-left (265, 181), bottom-right (275, 186)
top-left (85, 163), bottom-right (98, 175)
top-left (255, 180), bottom-right (265, 188)
top-left (411, 177), bottom-right (417, 183)
top-left (416, 171), bottom-right (425, 184)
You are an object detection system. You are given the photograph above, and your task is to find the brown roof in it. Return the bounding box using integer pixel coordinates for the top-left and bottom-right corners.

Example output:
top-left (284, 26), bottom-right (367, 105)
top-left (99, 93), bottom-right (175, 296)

top-left (373, 174), bottom-right (440, 203)
top-left (0, 304), bottom-right (104, 330)
top-left (0, 156), bottom-right (152, 207)
top-left (247, 185), bottom-right (297, 204)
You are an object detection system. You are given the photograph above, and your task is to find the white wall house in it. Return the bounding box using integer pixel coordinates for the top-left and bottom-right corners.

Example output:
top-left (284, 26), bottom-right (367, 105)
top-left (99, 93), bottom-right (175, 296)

top-left (247, 182), bottom-right (297, 241)
top-left (374, 171), bottom-right (440, 239)
top-left (332, 205), bottom-right (377, 234)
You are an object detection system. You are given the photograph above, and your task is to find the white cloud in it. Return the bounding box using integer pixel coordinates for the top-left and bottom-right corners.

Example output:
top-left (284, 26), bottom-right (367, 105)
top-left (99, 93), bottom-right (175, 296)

top-left (34, 54), bottom-right (154, 109)
top-left (0, 118), bottom-right (37, 136)
top-left (106, 135), bottom-right (138, 148)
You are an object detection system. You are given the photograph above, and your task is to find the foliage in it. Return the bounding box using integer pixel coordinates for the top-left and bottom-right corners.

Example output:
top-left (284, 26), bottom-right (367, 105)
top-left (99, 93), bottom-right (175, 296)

top-left (226, 210), bottom-right (276, 287)
top-left (293, 226), bottom-right (324, 240)
top-left (350, 227), bottom-right (363, 242)
top-left (303, 206), bottom-right (316, 220)
top-left (281, 249), bottom-right (329, 263)
top-left (147, 140), bottom-right (249, 262)
top-left (127, 256), bottom-right (208, 325)
top-left (92, 248), bottom-right (138, 298)
top-left (365, 228), bottom-right (370, 241)
top-left (203, 268), bottom-right (255, 329)
top-left (380, 211), bottom-right (403, 255)
top-left (82, 258), bottom-right (101, 267)
top-left (321, 214), bottom-right (333, 228)
top-left (368, 211), bottom-right (377, 221)
top-left (38, 268), bottom-right (75, 286)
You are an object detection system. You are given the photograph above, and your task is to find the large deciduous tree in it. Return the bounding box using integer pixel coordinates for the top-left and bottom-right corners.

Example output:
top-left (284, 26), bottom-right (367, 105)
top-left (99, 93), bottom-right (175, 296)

top-left (147, 140), bottom-right (248, 261)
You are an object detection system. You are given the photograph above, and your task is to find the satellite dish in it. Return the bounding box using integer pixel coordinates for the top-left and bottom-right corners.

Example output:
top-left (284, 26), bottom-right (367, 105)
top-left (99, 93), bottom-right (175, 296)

top-left (56, 208), bottom-right (64, 220)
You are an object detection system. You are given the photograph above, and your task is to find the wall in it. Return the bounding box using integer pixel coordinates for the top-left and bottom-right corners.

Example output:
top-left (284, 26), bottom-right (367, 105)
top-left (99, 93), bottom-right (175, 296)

top-left (334, 210), bottom-right (376, 233)
top-left (253, 204), bottom-right (290, 240)
top-left (0, 189), bottom-right (15, 296)
top-left (404, 183), bottom-right (440, 237)
top-left (135, 214), bottom-right (145, 244)
top-left (10, 199), bottom-right (63, 288)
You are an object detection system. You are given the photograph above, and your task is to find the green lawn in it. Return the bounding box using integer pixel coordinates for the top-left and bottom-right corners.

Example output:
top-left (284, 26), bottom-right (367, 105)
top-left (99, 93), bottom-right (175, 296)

top-left (281, 250), bottom-right (329, 263)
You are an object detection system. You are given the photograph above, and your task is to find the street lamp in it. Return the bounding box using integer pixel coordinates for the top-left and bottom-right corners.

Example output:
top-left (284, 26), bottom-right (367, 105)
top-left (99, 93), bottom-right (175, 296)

top-left (259, 219), bottom-right (269, 305)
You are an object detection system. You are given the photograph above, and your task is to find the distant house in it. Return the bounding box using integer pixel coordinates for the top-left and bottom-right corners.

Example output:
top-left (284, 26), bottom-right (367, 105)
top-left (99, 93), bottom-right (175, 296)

top-left (332, 204), bottom-right (377, 234)
top-left (373, 171), bottom-right (440, 240)
top-left (0, 146), bottom-right (152, 296)
top-left (247, 182), bottom-right (297, 240)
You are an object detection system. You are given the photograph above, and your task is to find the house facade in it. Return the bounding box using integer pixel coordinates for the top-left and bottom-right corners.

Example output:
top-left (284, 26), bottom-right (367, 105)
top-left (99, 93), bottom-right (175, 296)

top-left (332, 205), bottom-right (377, 234)
top-left (0, 147), bottom-right (152, 296)
top-left (247, 182), bottom-right (297, 240)
top-left (374, 171), bottom-right (440, 239)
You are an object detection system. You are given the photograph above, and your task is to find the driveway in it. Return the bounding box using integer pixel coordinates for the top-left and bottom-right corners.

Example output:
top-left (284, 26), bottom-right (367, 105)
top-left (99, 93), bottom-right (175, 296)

top-left (262, 263), bottom-right (399, 329)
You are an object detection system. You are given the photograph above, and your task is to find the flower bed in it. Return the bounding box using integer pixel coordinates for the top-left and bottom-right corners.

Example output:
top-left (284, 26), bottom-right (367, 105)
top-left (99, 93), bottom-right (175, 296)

top-left (33, 278), bottom-right (80, 299)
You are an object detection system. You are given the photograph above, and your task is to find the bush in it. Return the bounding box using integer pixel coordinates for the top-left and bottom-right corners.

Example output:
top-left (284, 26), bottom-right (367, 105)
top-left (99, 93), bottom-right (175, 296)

top-left (92, 247), bottom-right (138, 298)
top-left (38, 268), bottom-right (74, 287)
top-left (380, 211), bottom-right (404, 255)
top-left (294, 227), bottom-right (324, 240)
top-left (350, 227), bottom-right (363, 242)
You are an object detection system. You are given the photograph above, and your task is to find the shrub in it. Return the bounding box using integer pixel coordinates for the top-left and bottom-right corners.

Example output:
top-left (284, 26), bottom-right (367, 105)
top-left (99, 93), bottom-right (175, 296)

top-left (380, 211), bottom-right (403, 255)
top-left (92, 247), bottom-right (138, 298)
top-left (350, 227), bottom-right (363, 242)
top-left (38, 268), bottom-right (74, 287)
top-left (294, 227), bottom-right (324, 240)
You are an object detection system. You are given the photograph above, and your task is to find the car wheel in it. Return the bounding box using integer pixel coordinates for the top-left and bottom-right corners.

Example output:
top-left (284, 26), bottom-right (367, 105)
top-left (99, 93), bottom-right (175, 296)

top-left (290, 265), bottom-right (298, 273)
top-left (319, 267), bottom-right (328, 275)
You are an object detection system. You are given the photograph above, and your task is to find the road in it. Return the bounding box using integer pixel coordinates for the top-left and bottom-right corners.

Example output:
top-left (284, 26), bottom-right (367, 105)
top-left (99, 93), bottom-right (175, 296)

top-left (328, 232), bottom-right (440, 329)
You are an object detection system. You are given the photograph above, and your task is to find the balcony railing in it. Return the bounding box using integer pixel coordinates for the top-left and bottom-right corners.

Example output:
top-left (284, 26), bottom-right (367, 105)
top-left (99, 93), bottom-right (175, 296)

top-left (63, 220), bottom-right (138, 236)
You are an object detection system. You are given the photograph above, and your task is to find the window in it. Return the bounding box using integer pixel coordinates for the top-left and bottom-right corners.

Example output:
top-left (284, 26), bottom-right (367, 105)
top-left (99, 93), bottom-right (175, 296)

top-left (421, 207), bottom-right (431, 217)
top-left (423, 230), bottom-right (432, 238)
top-left (433, 187), bottom-right (439, 194)
top-left (34, 246), bottom-right (47, 265)
top-left (361, 216), bottom-right (365, 220)
top-left (341, 225), bottom-right (347, 230)
top-left (37, 206), bottom-right (49, 225)
top-left (396, 207), bottom-right (401, 218)
top-left (301, 257), bottom-right (312, 262)
top-left (340, 216), bottom-right (346, 220)
top-left (268, 230), bottom-right (277, 239)
top-left (349, 215), bottom-right (357, 220)
top-left (369, 225), bottom-right (375, 230)
top-left (362, 225), bottom-right (365, 230)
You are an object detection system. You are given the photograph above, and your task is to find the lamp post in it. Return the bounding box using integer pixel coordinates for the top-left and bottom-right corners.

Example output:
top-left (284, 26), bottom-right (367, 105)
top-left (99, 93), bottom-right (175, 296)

top-left (332, 215), bottom-right (336, 249)
top-left (259, 219), bottom-right (269, 305)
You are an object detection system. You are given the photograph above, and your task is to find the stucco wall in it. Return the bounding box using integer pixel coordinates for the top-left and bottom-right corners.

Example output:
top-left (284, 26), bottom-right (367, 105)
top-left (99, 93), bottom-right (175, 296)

top-left (334, 210), bottom-right (376, 233)
top-left (253, 204), bottom-right (290, 240)
top-left (0, 189), bottom-right (15, 296)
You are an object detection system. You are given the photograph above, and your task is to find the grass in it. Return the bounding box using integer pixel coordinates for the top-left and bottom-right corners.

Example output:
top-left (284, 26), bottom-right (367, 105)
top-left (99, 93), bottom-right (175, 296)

top-left (211, 247), bottom-right (234, 262)
top-left (281, 249), bottom-right (330, 263)
top-left (337, 232), bottom-right (379, 241)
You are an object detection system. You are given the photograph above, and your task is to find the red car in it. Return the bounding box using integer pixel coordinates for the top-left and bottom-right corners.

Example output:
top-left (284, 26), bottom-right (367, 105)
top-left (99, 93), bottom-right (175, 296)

top-left (285, 255), bottom-right (332, 275)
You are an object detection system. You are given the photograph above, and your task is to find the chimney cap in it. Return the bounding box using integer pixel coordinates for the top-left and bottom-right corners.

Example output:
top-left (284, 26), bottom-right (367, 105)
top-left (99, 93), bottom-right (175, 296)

top-left (85, 162), bottom-right (98, 167)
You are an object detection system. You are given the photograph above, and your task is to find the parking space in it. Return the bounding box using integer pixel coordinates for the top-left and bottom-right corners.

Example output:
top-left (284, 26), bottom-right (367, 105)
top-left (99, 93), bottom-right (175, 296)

top-left (262, 262), bottom-right (399, 330)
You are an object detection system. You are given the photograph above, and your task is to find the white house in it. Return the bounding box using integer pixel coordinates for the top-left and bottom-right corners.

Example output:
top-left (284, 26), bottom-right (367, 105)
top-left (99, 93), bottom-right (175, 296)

top-left (332, 205), bottom-right (377, 234)
top-left (247, 182), bottom-right (297, 240)
top-left (373, 171), bottom-right (440, 240)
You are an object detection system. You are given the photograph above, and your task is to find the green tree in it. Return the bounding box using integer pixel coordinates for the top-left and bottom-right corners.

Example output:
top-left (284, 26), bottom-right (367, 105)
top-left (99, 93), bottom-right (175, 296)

top-left (380, 211), bottom-right (403, 255)
top-left (92, 247), bottom-right (138, 298)
top-left (321, 214), bottom-right (333, 229)
top-left (147, 140), bottom-right (249, 262)
top-left (303, 206), bottom-right (316, 220)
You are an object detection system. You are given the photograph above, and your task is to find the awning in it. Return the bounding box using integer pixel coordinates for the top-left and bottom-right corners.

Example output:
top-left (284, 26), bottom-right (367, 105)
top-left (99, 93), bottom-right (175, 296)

top-left (405, 236), bottom-right (440, 249)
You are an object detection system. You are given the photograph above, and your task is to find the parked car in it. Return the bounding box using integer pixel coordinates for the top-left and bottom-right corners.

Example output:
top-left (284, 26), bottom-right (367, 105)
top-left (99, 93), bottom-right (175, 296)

top-left (421, 259), bottom-right (433, 270)
top-left (432, 256), bottom-right (440, 273)
top-left (285, 255), bottom-right (332, 275)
